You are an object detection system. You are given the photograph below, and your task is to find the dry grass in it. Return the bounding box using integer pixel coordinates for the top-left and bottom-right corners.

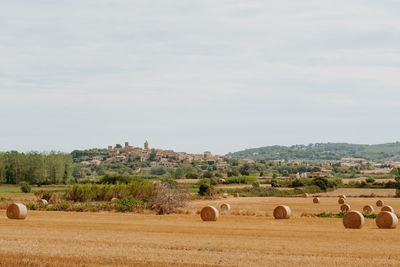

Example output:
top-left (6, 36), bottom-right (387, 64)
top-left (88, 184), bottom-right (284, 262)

top-left (1, 209), bottom-right (400, 266)
top-left (2, 196), bottom-right (400, 266)
top-left (316, 188), bottom-right (396, 197)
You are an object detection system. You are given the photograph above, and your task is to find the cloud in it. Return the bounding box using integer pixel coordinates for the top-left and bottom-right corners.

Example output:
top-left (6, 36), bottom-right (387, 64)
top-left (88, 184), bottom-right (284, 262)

top-left (0, 0), bottom-right (399, 154)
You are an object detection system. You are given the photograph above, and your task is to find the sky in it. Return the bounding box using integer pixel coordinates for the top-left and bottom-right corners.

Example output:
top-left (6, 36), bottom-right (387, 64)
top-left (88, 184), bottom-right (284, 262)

top-left (1, 0), bottom-right (400, 155)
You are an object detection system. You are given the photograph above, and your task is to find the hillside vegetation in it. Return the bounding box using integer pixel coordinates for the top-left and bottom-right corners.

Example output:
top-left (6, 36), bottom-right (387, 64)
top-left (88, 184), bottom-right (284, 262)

top-left (226, 142), bottom-right (400, 162)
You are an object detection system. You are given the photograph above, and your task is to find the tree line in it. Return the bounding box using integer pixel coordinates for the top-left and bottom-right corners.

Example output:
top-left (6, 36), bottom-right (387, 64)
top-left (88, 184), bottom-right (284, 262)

top-left (0, 151), bottom-right (73, 185)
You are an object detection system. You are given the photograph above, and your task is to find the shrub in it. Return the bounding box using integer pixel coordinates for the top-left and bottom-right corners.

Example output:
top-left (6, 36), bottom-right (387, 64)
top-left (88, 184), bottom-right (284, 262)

top-left (115, 196), bottom-right (145, 212)
top-left (65, 181), bottom-right (154, 202)
top-left (150, 166), bottom-right (167, 176)
top-left (224, 176), bottom-right (257, 184)
top-left (160, 177), bottom-right (177, 189)
top-left (25, 203), bottom-right (37, 210)
top-left (366, 177), bottom-right (375, 183)
top-left (270, 179), bottom-right (279, 187)
top-left (99, 173), bottom-right (135, 184)
top-left (198, 183), bottom-right (209, 196)
top-left (34, 190), bottom-right (54, 201)
top-left (151, 183), bottom-right (190, 214)
top-left (312, 177), bottom-right (329, 191)
top-left (47, 201), bottom-right (74, 211)
top-left (252, 181), bottom-right (260, 188)
top-left (202, 170), bottom-right (213, 178)
top-left (20, 182), bottom-right (31, 193)
top-left (291, 179), bottom-right (304, 187)
top-left (66, 177), bottom-right (77, 185)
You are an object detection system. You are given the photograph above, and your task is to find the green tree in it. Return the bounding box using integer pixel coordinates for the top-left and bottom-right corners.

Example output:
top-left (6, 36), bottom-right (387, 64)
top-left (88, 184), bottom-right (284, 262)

top-left (149, 149), bottom-right (157, 161)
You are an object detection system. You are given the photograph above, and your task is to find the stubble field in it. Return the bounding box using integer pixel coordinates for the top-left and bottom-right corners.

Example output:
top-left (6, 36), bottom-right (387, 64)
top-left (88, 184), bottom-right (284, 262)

top-left (1, 196), bottom-right (400, 266)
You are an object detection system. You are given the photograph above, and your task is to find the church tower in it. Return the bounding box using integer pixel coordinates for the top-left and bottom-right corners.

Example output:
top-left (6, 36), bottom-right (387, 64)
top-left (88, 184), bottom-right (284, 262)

top-left (144, 141), bottom-right (149, 150)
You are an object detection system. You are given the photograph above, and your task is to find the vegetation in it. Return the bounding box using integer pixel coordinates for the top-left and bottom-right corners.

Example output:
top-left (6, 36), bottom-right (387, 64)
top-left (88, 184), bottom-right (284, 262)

top-left (0, 151), bottom-right (72, 185)
top-left (115, 197), bottom-right (145, 212)
top-left (20, 182), bottom-right (31, 193)
top-left (65, 181), bottom-right (153, 202)
top-left (226, 142), bottom-right (400, 161)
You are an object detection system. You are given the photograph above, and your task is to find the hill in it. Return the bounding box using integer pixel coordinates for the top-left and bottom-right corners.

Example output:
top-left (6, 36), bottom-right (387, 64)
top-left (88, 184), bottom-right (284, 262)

top-left (226, 142), bottom-right (400, 162)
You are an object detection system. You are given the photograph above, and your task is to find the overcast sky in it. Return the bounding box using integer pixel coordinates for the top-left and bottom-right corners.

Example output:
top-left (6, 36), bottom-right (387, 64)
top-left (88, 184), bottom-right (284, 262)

top-left (1, 1), bottom-right (399, 155)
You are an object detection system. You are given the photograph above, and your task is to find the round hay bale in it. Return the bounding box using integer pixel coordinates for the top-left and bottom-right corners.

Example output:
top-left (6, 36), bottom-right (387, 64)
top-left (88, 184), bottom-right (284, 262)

top-left (340, 204), bottom-right (351, 212)
top-left (200, 206), bottom-right (219, 221)
top-left (6, 203), bottom-right (27, 220)
top-left (376, 211), bottom-right (398, 229)
top-left (381, 205), bottom-right (394, 213)
top-left (111, 197), bottom-right (118, 203)
top-left (222, 193), bottom-right (228, 198)
top-left (313, 197), bottom-right (320, 204)
top-left (338, 198), bottom-right (345, 204)
top-left (363, 205), bottom-right (374, 213)
top-left (343, 210), bottom-right (364, 229)
top-left (38, 199), bottom-right (48, 205)
top-left (220, 203), bottom-right (231, 213)
top-left (338, 194), bottom-right (346, 199)
top-left (273, 205), bottom-right (291, 219)
top-left (302, 193), bottom-right (309, 198)
top-left (233, 193), bottom-right (239, 198)
top-left (376, 200), bottom-right (384, 207)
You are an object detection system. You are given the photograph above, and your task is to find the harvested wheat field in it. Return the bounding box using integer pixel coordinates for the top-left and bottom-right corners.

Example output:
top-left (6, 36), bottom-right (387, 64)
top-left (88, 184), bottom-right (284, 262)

top-left (189, 196), bottom-right (400, 216)
top-left (1, 197), bottom-right (400, 266)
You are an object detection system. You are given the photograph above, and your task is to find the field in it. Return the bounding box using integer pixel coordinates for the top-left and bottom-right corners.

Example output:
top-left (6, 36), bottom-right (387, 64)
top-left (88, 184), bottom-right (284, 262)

top-left (1, 196), bottom-right (400, 266)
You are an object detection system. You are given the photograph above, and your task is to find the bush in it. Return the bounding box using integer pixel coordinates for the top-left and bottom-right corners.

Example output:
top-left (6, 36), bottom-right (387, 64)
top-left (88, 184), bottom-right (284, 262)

top-left (115, 196), bottom-right (145, 212)
top-left (291, 179), bottom-right (304, 187)
top-left (34, 190), bottom-right (54, 201)
top-left (312, 177), bottom-right (329, 191)
top-left (65, 181), bottom-right (154, 202)
top-left (202, 170), bottom-right (213, 178)
top-left (252, 181), bottom-right (260, 188)
top-left (150, 166), bottom-right (167, 176)
top-left (160, 176), bottom-right (177, 189)
top-left (151, 183), bottom-right (190, 214)
top-left (198, 184), bottom-right (209, 196)
top-left (99, 173), bottom-right (135, 184)
top-left (224, 176), bottom-right (257, 184)
top-left (20, 182), bottom-right (31, 193)
top-left (366, 177), bottom-right (375, 183)
top-left (270, 179), bottom-right (279, 187)
top-left (66, 177), bottom-right (77, 185)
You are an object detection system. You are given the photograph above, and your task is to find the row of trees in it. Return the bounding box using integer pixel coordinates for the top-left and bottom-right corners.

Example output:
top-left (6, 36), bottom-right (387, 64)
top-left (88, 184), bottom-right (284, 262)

top-left (0, 151), bottom-right (73, 185)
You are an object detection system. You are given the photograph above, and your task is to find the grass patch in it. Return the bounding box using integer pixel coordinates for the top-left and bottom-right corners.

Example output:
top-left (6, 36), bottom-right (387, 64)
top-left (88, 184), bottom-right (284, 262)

top-left (315, 212), bottom-right (382, 219)
top-left (316, 212), bottom-right (346, 218)
top-left (219, 185), bottom-right (323, 197)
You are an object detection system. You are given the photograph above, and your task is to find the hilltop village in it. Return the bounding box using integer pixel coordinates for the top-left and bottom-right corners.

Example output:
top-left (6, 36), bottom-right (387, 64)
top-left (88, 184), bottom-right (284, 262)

top-left (70, 141), bottom-right (400, 180)
top-left (78, 141), bottom-right (228, 168)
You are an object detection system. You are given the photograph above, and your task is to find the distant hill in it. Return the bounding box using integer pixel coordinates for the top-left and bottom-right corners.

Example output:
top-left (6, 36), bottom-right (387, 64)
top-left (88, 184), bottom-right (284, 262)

top-left (226, 142), bottom-right (400, 162)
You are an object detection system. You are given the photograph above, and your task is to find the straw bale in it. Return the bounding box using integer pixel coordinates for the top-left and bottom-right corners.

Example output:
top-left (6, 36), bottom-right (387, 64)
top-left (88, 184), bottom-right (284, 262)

top-left (363, 205), bottom-right (374, 213)
top-left (376, 211), bottom-right (398, 229)
top-left (220, 203), bottom-right (231, 213)
top-left (343, 210), bottom-right (364, 229)
top-left (381, 205), bottom-right (394, 213)
top-left (340, 204), bottom-right (351, 212)
top-left (7, 203), bottom-right (27, 220)
top-left (273, 205), bottom-right (291, 219)
top-left (313, 197), bottom-right (320, 204)
top-left (200, 206), bottom-right (219, 221)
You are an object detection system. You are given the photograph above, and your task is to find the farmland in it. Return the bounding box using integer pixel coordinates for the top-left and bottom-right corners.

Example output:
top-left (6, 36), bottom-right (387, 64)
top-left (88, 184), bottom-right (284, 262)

top-left (1, 196), bottom-right (400, 266)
